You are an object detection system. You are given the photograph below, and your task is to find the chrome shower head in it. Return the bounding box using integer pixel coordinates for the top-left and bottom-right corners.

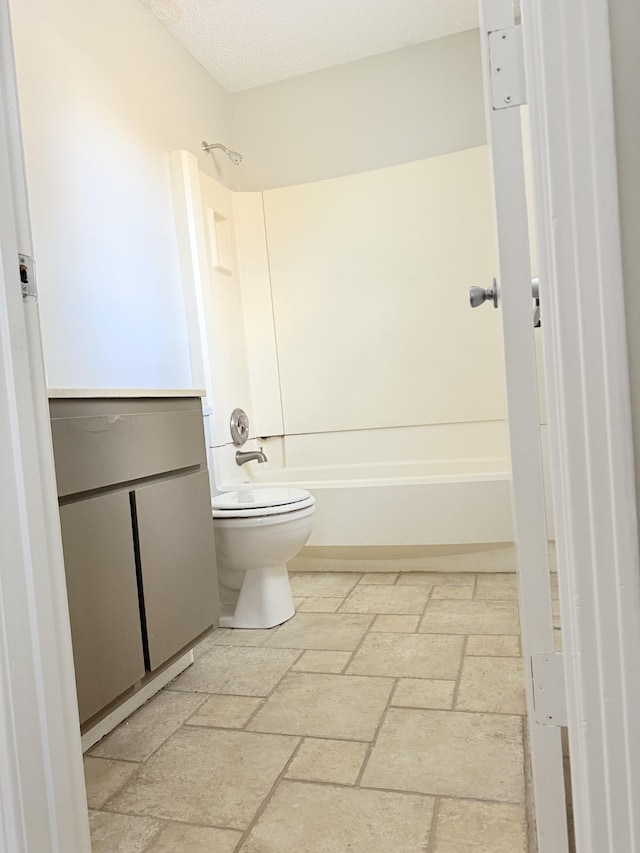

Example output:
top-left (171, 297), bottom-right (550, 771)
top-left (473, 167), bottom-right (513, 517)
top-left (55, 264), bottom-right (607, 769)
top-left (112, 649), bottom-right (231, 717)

top-left (202, 140), bottom-right (243, 165)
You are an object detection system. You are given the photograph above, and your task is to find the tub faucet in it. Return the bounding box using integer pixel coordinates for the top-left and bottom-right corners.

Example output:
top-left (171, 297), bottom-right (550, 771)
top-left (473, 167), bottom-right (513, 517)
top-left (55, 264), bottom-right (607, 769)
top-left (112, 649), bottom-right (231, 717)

top-left (235, 447), bottom-right (268, 466)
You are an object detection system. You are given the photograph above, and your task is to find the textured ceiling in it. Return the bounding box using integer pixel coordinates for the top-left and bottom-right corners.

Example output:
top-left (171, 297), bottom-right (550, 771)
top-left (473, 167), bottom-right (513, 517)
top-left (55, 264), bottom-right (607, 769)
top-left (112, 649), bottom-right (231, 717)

top-left (139, 0), bottom-right (479, 92)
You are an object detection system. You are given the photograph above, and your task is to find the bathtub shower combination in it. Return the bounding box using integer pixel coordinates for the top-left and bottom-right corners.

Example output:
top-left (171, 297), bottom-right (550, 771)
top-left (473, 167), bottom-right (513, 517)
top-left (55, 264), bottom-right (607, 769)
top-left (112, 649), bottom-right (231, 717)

top-left (203, 404), bottom-right (525, 628)
top-left (249, 457), bottom-right (513, 549)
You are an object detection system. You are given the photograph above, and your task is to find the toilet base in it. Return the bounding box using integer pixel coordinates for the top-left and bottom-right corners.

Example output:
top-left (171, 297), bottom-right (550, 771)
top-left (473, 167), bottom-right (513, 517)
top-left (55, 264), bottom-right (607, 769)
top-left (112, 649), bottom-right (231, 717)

top-left (219, 563), bottom-right (295, 629)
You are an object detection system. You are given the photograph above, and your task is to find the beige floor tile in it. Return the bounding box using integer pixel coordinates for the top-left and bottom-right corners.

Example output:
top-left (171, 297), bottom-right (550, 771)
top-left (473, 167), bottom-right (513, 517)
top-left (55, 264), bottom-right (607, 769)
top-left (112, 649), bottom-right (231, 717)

top-left (340, 585), bottom-right (430, 615)
top-left (292, 596), bottom-right (306, 607)
top-left (396, 572), bottom-right (476, 587)
top-left (89, 810), bottom-right (162, 852)
top-left (264, 612), bottom-right (372, 651)
top-left (359, 573), bottom-right (399, 585)
top-left (551, 572), bottom-right (559, 599)
top-left (107, 728), bottom-right (298, 829)
top-left (297, 596), bottom-right (344, 612)
top-left (193, 630), bottom-right (222, 660)
top-left (214, 628), bottom-right (275, 646)
top-left (285, 738), bottom-right (369, 784)
top-left (431, 585), bottom-right (474, 600)
top-left (467, 635), bottom-right (520, 657)
top-left (241, 780), bottom-right (434, 853)
top-left (83, 757), bottom-right (139, 809)
top-left (392, 679), bottom-right (456, 710)
top-left (433, 799), bottom-right (527, 853)
top-left (146, 822), bottom-right (242, 852)
top-left (361, 708), bottom-right (525, 802)
top-left (90, 691), bottom-right (206, 762)
top-left (475, 573), bottom-right (520, 600)
top-left (555, 628), bottom-right (564, 652)
top-left (168, 646), bottom-right (300, 696)
top-left (370, 614), bottom-right (420, 633)
top-left (185, 694), bottom-right (263, 728)
top-left (553, 598), bottom-right (562, 628)
top-left (291, 650), bottom-right (351, 673)
top-left (348, 633), bottom-right (464, 679)
top-left (420, 600), bottom-right (520, 635)
top-left (247, 672), bottom-right (393, 740)
top-left (290, 572), bottom-right (360, 597)
top-left (456, 657), bottom-right (526, 715)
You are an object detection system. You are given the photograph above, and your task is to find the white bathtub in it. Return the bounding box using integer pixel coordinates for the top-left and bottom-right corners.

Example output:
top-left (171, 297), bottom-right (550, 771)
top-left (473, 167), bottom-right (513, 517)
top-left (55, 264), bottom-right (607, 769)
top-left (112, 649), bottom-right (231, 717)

top-left (245, 457), bottom-right (513, 547)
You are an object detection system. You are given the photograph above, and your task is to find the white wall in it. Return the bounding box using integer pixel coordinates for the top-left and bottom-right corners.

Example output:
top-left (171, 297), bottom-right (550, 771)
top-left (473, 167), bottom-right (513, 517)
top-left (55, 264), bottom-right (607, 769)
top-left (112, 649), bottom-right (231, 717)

top-left (230, 30), bottom-right (485, 191)
top-left (262, 147), bottom-right (504, 436)
top-left (10, 0), bottom-right (235, 390)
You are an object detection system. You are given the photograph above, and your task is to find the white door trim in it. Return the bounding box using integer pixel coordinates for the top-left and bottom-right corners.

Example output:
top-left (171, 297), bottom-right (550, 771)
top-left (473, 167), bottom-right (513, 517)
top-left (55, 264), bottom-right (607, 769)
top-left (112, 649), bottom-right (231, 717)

top-left (0, 1), bottom-right (91, 850)
top-left (522, 0), bottom-right (640, 850)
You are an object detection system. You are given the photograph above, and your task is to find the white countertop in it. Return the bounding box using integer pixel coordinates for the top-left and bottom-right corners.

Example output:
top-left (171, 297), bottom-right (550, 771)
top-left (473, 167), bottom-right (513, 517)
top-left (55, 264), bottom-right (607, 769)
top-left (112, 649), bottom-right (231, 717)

top-left (47, 388), bottom-right (206, 399)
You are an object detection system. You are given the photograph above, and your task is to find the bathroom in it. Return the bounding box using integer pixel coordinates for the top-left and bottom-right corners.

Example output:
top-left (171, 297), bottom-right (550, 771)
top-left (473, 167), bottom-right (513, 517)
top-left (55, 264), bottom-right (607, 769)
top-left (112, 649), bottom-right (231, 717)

top-left (6, 0), bottom-right (567, 851)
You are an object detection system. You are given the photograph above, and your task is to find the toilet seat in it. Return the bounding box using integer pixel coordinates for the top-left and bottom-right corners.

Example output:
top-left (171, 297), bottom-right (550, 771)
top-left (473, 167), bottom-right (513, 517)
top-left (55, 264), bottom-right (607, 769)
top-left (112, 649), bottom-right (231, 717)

top-left (212, 488), bottom-right (315, 519)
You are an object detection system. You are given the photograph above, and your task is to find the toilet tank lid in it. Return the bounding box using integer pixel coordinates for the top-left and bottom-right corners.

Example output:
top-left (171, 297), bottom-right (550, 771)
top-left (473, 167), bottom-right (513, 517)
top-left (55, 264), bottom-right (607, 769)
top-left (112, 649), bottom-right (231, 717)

top-left (211, 487), bottom-right (312, 511)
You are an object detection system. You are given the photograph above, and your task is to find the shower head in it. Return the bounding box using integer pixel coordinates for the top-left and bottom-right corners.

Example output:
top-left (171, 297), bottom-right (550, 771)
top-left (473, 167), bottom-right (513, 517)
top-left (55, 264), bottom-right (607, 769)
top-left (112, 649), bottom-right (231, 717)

top-left (202, 140), bottom-right (243, 165)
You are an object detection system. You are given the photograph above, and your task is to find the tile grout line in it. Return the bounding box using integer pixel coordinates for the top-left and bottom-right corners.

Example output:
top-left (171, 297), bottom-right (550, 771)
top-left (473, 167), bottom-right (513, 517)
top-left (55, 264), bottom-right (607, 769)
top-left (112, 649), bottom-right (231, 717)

top-left (240, 647), bottom-right (307, 731)
top-left (451, 635), bottom-right (470, 711)
top-left (347, 602), bottom-right (401, 788)
top-left (341, 612), bottom-right (378, 672)
top-left (353, 675), bottom-right (398, 789)
top-left (420, 584), bottom-right (436, 624)
top-left (231, 737), bottom-right (306, 852)
top-left (92, 786), bottom-right (528, 825)
top-left (425, 796), bottom-right (441, 853)
top-left (138, 818), bottom-right (170, 853)
top-left (167, 665), bottom-right (526, 686)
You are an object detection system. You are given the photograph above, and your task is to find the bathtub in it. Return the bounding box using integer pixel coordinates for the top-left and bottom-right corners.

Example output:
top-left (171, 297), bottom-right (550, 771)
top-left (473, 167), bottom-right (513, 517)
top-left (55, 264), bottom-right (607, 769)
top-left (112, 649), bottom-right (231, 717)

top-left (243, 457), bottom-right (513, 547)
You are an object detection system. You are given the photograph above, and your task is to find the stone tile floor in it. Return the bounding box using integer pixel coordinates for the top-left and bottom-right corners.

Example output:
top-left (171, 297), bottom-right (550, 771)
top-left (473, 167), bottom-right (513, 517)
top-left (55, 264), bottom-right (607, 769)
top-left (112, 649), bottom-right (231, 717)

top-left (85, 571), bottom-right (539, 852)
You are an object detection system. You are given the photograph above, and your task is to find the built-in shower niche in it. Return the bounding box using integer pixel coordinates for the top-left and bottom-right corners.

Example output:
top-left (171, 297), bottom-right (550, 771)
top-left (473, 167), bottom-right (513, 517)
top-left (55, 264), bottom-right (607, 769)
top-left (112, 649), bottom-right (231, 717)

top-left (207, 208), bottom-right (234, 274)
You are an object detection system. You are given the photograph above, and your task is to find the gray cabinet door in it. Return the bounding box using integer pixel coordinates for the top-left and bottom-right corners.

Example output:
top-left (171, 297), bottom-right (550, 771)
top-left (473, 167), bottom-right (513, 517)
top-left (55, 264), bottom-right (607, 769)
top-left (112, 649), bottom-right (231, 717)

top-left (134, 471), bottom-right (219, 670)
top-left (59, 492), bottom-right (146, 724)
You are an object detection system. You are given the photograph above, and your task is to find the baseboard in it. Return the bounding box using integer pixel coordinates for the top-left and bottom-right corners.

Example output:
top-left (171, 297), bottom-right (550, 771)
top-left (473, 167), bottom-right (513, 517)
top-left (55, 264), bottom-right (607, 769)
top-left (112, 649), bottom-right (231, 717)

top-left (289, 541), bottom-right (557, 574)
top-left (81, 649), bottom-right (194, 752)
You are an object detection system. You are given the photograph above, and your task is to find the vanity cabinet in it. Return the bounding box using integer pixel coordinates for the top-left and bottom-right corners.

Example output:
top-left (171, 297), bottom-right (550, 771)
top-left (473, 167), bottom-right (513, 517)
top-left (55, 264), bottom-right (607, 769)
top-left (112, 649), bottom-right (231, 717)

top-left (59, 491), bottom-right (146, 723)
top-left (135, 470), bottom-right (217, 670)
top-left (50, 396), bottom-right (219, 726)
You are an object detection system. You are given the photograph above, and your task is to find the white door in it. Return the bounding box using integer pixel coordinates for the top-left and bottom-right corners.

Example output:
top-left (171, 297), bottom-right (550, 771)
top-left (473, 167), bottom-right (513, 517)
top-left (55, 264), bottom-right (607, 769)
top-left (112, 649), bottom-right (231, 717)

top-left (476, 1), bottom-right (569, 851)
top-left (0, 2), bottom-right (90, 849)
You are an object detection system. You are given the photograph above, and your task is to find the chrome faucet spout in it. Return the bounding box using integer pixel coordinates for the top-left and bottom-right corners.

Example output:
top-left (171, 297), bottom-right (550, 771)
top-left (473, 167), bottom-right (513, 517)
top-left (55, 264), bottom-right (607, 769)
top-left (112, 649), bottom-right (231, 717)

top-left (235, 448), bottom-right (268, 466)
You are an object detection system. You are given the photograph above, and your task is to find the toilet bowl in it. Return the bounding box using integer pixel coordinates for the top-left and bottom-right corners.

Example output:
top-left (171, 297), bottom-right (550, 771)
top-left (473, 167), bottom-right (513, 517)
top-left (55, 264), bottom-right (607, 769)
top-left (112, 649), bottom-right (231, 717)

top-left (211, 488), bottom-right (315, 629)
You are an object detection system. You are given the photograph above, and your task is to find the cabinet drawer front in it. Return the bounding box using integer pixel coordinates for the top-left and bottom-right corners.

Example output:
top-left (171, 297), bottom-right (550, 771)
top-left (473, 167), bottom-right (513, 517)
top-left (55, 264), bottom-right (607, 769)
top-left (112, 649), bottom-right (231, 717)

top-left (51, 407), bottom-right (206, 497)
top-left (59, 491), bottom-right (145, 724)
top-left (135, 471), bottom-right (219, 669)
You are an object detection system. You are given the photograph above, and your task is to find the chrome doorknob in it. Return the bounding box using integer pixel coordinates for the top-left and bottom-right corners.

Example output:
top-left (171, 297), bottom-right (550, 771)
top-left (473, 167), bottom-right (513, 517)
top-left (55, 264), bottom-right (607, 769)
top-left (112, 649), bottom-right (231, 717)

top-left (469, 279), bottom-right (498, 308)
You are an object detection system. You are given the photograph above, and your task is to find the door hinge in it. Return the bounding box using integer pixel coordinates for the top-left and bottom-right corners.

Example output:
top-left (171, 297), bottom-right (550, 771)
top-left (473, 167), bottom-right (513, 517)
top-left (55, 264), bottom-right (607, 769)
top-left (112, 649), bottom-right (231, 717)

top-left (488, 25), bottom-right (527, 109)
top-left (19, 254), bottom-right (37, 300)
top-left (530, 652), bottom-right (567, 726)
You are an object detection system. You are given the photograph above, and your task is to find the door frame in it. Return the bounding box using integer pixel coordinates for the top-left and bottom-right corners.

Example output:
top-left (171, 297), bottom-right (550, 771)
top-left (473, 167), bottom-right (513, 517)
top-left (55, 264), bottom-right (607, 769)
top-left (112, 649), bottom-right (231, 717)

top-left (0, 0), bottom-right (91, 849)
top-left (0, 1), bottom-right (639, 851)
top-left (521, 1), bottom-right (640, 850)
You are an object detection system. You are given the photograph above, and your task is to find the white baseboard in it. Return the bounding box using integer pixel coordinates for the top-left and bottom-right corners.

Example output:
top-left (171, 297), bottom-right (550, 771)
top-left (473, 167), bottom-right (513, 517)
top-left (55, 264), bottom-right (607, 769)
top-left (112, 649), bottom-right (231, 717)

top-left (81, 650), bottom-right (194, 753)
top-left (289, 542), bottom-right (557, 574)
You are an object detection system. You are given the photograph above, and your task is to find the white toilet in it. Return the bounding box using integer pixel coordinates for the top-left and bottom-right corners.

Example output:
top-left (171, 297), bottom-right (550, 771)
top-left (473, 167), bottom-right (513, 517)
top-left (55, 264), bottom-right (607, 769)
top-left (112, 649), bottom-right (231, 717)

top-left (211, 487), bottom-right (315, 629)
